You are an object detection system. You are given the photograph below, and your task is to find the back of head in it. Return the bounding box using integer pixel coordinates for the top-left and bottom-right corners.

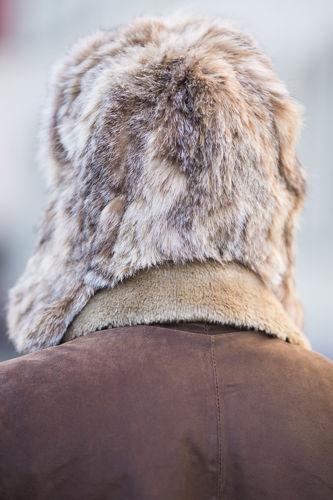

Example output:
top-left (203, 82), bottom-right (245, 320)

top-left (7, 16), bottom-right (306, 353)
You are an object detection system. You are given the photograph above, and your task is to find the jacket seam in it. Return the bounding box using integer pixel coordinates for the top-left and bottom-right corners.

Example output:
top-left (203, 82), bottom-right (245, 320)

top-left (211, 336), bottom-right (223, 499)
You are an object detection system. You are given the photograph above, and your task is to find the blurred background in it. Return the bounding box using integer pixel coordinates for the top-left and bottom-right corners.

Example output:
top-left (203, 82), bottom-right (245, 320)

top-left (0, 0), bottom-right (332, 361)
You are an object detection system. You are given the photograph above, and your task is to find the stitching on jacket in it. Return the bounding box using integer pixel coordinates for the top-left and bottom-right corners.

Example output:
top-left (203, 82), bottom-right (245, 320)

top-left (211, 336), bottom-right (223, 499)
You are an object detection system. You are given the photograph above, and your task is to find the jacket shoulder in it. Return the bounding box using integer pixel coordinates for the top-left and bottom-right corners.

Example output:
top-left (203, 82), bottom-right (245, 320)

top-left (213, 331), bottom-right (333, 499)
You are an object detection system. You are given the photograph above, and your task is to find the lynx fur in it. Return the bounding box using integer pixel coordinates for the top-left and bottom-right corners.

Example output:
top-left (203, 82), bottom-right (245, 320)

top-left (7, 16), bottom-right (306, 353)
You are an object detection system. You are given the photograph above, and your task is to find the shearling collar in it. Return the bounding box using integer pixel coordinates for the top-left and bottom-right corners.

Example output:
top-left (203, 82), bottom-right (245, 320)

top-left (64, 261), bottom-right (310, 349)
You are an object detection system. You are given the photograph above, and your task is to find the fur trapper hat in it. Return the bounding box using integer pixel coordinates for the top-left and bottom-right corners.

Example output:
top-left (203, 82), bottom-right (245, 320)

top-left (8, 15), bottom-right (306, 353)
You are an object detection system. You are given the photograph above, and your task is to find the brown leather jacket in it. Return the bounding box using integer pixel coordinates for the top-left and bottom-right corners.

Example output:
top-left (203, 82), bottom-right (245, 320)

top-left (1, 322), bottom-right (333, 500)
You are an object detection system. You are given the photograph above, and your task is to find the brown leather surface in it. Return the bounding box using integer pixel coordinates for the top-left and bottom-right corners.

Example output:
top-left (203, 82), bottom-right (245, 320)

top-left (1, 323), bottom-right (333, 499)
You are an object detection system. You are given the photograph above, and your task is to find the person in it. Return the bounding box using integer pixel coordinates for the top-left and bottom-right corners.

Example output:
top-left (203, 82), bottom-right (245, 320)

top-left (1, 16), bottom-right (332, 500)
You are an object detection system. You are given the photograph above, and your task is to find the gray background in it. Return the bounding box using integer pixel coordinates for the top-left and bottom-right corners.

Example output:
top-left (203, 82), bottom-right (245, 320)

top-left (0, 0), bottom-right (332, 361)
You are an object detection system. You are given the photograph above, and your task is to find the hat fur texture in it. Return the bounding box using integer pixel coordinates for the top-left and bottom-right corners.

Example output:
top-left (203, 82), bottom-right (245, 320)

top-left (7, 15), bottom-right (306, 353)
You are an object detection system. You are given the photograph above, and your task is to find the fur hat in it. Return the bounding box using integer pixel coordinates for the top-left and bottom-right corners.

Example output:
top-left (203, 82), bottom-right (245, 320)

top-left (7, 15), bottom-right (306, 353)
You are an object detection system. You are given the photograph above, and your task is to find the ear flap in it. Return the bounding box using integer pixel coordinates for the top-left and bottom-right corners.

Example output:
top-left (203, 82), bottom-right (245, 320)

top-left (270, 95), bottom-right (306, 328)
top-left (7, 195), bottom-right (126, 353)
top-left (7, 208), bottom-right (92, 352)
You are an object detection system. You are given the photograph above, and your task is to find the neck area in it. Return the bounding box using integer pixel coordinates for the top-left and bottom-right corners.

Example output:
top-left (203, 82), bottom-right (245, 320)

top-left (64, 260), bottom-right (310, 349)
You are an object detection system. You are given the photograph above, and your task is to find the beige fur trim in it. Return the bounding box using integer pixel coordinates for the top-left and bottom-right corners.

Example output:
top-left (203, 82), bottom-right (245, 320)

top-left (64, 261), bottom-right (310, 349)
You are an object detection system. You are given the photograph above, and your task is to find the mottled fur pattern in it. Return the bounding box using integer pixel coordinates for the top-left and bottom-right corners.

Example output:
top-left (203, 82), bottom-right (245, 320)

top-left (7, 16), bottom-right (306, 353)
